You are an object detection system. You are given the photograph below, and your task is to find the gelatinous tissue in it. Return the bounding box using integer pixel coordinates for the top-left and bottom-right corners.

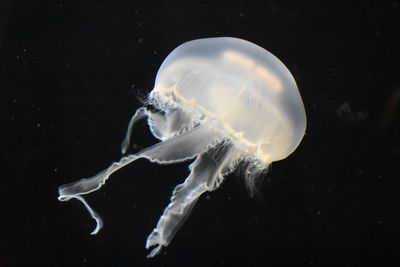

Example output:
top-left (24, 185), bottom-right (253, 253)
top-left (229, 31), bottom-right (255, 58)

top-left (58, 37), bottom-right (306, 258)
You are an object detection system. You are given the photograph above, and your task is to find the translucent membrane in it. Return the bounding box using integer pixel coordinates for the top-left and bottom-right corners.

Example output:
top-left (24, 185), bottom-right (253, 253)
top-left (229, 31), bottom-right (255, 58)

top-left (58, 37), bottom-right (306, 257)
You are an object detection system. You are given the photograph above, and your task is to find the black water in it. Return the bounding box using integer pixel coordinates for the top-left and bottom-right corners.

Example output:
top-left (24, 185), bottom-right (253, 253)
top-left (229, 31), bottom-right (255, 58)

top-left (2, 1), bottom-right (400, 266)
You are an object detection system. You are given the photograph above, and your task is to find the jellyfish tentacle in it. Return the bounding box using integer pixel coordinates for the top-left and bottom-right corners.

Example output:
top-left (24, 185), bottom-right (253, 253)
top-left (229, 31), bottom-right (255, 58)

top-left (122, 107), bottom-right (202, 152)
top-left (145, 143), bottom-right (237, 258)
top-left (58, 123), bottom-right (222, 234)
top-left (148, 108), bottom-right (198, 141)
top-left (75, 195), bottom-right (103, 235)
top-left (121, 107), bottom-right (150, 154)
top-left (147, 111), bottom-right (167, 141)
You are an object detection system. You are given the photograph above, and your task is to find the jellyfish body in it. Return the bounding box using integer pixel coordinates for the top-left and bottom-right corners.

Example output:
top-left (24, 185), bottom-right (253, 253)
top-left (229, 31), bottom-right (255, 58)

top-left (58, 37), bottom-right (306, 257)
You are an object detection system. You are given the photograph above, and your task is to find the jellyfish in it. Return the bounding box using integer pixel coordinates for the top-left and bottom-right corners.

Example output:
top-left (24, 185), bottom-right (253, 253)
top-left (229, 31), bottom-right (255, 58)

top-left (58, 37), bottom-right (306, 258)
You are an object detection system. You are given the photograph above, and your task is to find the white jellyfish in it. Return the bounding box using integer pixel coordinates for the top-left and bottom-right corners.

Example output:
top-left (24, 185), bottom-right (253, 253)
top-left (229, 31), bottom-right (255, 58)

top-left (58, 37), bottom-right (306, 258)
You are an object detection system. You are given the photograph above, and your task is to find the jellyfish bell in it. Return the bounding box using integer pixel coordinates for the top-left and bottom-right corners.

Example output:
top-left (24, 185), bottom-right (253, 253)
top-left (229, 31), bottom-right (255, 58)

top-left (151, 37), bottom-right (306, 163)
top-left (58, 37), bottom-right (306, 258)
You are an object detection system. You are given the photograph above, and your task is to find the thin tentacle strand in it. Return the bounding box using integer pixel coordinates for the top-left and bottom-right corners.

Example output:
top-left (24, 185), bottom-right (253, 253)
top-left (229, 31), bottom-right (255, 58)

top-left (145, 143), bottom-right (237, 257)
top-left (58, 122), bottom-right (222, 235)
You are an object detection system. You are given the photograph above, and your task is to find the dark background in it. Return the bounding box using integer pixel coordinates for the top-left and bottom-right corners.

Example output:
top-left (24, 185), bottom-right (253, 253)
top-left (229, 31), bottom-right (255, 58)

top-left (2, 0), bottom-right (400, 266)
